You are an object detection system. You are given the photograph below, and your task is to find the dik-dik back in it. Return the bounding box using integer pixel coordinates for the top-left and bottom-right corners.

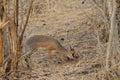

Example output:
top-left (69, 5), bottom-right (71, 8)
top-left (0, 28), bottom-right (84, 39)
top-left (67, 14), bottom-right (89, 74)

top-left (26, 35), bottom-right (74, 60)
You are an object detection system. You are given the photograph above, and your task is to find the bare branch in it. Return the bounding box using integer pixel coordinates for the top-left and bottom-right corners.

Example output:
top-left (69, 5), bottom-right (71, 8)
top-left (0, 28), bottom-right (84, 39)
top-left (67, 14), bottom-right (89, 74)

top-left (92, 0), bottom-right (103, 10)
top-left (19, 0), bottom-right (33, 45)
top-left (92, 0), bottom-right (104, 15)
top-left (0, 18), bottom-right (9, 29)
top-left (106, 0), bottom-right (117, 70)
top-left (15, 0), bottom-right (19, 31)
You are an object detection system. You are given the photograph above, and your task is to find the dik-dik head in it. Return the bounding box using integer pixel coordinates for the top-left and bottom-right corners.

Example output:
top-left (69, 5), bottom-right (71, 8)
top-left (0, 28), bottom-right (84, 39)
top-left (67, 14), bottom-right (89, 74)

top-left (66, 47), bottom-right (79, 61)
top-left (65, 47), bottom-right (75, 60)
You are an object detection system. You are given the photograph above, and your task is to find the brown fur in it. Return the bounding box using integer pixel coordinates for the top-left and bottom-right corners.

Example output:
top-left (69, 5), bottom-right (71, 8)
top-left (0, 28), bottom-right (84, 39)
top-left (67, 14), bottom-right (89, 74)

top-left (26, 35), bottom-right (74, 62)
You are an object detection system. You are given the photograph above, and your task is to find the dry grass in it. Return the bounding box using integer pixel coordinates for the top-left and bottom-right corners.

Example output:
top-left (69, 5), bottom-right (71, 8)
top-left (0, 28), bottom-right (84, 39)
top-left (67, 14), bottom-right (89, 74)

top-left (18, 0), bottom-right (120, 80)
top-left (0, 0), bottom-right (120, 80)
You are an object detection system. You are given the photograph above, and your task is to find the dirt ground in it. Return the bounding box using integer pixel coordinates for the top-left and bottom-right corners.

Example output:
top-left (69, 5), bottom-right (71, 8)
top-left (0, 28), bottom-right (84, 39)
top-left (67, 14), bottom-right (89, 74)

top-left (19, 0), bottom-right (109, 80)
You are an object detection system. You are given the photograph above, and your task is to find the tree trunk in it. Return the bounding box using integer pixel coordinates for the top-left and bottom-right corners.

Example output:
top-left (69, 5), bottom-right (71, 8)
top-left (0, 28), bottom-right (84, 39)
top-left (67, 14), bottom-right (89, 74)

top-left (116, 0), bottom-right (120, 35)
top-left (0, 30), bottom-right (2, 66)
top-left (106, 0), bottom-right (117, 70)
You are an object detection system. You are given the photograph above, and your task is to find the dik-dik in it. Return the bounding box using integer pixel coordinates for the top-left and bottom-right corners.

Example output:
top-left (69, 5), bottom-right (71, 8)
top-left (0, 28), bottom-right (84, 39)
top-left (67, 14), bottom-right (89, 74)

top-left (25, 35), bottom-right (75, 62)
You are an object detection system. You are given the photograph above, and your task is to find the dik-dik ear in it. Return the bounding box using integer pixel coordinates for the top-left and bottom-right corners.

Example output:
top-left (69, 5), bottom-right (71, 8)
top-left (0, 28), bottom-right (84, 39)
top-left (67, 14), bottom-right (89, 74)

top-left (70, 46), bottom-right (75, 54)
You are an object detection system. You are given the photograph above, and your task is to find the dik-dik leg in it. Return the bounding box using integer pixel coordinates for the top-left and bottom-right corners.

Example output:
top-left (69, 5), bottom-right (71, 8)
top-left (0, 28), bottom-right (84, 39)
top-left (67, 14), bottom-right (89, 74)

top-left (47, 49), bottom-right (53, 64)
top-left (47, 50), bottom-right (52, 59)
top-left (25, 48), bottom-right (37, 70)
top-left (57, 52), bottom-right (65, 63)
